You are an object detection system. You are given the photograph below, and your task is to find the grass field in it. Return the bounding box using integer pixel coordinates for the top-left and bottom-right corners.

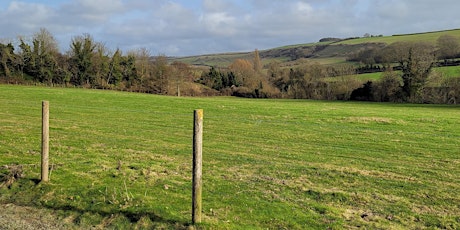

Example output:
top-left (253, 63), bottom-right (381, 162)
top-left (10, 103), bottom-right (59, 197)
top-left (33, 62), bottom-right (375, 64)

top-left (433, 65), bottom-right (460, 78)
top-left (336, 29), bottom-right (460, 45)
top-left (1, 85), bottom-right (459, 229)
top-left (173, 52), bottom-right (288, 68)
top-left (172, 52), bottom-right (253, 68)
top-left (332, 65), bottom-right (460, 83)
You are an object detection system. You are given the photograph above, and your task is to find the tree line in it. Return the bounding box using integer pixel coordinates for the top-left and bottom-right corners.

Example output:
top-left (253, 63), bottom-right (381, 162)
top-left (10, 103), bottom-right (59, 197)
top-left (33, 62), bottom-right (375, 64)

top-left (1, 28), bottom-right (459, 104)
top-left (200, 36), bottom-right (460, 103)
top-left (0, 28), bottom-right (207, 96)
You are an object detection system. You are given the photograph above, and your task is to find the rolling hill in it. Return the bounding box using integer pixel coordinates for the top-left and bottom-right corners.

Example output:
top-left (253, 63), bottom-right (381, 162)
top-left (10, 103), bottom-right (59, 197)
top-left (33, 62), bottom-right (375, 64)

top-left (171, 28), bottom-right (460, 68)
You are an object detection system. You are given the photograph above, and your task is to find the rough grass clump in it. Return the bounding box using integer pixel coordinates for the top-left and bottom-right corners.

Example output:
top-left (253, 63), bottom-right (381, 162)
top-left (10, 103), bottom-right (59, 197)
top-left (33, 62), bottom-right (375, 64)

top-left (0, 164), bottom-right (24, 189)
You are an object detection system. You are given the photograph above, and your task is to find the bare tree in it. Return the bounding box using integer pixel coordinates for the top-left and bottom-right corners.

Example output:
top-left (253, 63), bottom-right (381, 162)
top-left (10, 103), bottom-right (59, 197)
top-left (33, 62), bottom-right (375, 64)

top-left (151, 55), bottom-right (170, 94)
top-left (372, 70), bottom-right (402, 102)
top-left (0, 42), bottom-right (15, 79)
top-left (437, 34), bottom-right (460, 63)
top-left (34, 28), bottom-right (59, 55)
top-left (131, 48), bottom-right (151, 92)
top-left (229, 59), bottom-right (254, 87)
top-left (253, 49), bottom-right (262, 73)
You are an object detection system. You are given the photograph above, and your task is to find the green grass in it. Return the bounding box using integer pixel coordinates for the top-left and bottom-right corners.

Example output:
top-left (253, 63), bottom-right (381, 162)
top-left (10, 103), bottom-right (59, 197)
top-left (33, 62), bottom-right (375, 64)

top-left (355, 72), bottom-right (383, 82)
top-left (273, 41), bottom-right (334, 49)
top-left (311, 57), bottom-right (349, 65)
top-left (337, 29), bottom-right (460, 45)
top-left (172, 52), bottom-right (254, 67)
top-left (1, 85), bottom-right (459, 229)
top-left (335, 66), bottom-right (460, 83)
top-left (173, 52), bottom-right (290, 68)
top-left (433, 65), bottom-right (460, 78)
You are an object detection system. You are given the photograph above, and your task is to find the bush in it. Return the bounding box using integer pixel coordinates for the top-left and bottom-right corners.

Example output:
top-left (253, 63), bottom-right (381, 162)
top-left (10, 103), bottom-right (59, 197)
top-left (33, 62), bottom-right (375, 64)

top-left (372, 71), bottom-right (403, 102)
top-left (443, 77), bottom-right (460, 104)
top-left (350, 81), bottom-right (374, 101)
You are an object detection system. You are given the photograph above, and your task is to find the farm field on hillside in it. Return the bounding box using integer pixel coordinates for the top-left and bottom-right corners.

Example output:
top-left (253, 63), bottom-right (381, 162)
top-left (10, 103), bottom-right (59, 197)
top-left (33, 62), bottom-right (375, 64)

top-left (172, 29), bottom-right (460, 67)
top-left (0, 85), bottom-right (459, 229)
top-left (337, 29), bottom-right (460, 45)
top-left (433, 65), bottom-right (460, 78)
top-left (329, 65), bottom-right (460, 83)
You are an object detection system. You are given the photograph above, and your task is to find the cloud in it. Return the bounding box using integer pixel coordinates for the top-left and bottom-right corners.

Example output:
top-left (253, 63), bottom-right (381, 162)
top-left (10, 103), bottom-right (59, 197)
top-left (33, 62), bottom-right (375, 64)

top-left (0, 2), bottom-right (54, 33)
top-left (202, 0), bottom-right (235, 12)
top-left (201, 12), bottom-right (237, 36)
top-left (1, 0), bottom-right (459, 56)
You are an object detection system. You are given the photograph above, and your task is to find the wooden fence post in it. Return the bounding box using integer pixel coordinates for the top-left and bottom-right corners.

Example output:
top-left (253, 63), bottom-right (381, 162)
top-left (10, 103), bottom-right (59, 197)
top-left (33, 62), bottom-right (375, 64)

top-left (41, 101), bottom-right (49, 182)
top-left (192, 109), bottom-right (203, 224)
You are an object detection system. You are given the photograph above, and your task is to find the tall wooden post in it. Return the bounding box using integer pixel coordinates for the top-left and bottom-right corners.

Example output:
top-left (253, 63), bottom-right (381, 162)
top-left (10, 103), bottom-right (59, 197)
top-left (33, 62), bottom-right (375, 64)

top-left (192, 109), bottom-right (203, 224)
top-left (41, 101), bottom-right (50, 182)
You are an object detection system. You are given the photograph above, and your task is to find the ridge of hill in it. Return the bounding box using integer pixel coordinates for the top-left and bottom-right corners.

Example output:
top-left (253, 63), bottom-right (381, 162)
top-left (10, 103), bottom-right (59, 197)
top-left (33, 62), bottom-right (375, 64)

top-left (171, 28), bottom-right (460, 67)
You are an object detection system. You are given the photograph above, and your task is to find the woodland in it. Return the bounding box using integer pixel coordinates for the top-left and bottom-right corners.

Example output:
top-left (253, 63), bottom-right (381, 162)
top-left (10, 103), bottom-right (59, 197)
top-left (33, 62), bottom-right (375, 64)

top-left (1, 28), bottom-right (459, 104)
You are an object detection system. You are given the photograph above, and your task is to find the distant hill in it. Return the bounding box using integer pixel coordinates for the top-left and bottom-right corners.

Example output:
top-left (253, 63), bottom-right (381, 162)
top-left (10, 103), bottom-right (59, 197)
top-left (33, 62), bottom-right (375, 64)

top-left (171, 28), bottom-right (460, 68)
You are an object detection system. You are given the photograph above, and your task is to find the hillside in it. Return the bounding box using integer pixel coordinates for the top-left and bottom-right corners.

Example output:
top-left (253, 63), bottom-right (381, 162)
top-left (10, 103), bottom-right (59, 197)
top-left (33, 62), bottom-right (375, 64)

top-left (171, 29), bottom-right (460, 67)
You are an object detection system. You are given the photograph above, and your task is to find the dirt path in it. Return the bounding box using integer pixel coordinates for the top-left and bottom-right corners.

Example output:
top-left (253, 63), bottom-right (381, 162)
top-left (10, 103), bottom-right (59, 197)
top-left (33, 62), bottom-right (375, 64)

top-left (0, 203), bottom-right (71, 230)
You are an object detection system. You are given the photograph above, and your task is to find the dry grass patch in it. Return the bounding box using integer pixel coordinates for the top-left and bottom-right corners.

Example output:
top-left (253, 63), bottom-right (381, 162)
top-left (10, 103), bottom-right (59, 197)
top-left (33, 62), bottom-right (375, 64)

top-left (341, 116), bottom-right (402, 124)
top-left (319, 164), bottom-right (419, 182)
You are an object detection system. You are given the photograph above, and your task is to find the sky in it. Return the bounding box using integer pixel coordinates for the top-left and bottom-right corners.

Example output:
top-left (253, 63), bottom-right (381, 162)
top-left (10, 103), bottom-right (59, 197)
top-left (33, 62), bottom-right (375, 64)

top-left (1, 0), bottom-right (459, 56)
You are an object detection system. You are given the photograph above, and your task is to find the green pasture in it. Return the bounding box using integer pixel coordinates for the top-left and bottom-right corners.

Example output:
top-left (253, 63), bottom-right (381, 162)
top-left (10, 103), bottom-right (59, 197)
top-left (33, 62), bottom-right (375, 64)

top-left (273, 41), bottom-right (334, 50)
top-left (273, 29), bottom-right (460, 51)
top-left (337, 29), bottom-right (460, 45)
top-left (174, 52), bottom-right (289, 68)
top-left (0, 85), bottom-right (459, 229)
top-left (173, 52), bottom-right (254, 67)
top-left (173, 29), bottom-right (460, 68)
top-left (331, 65), bottom-right (460, 83)
top-left (311, 57), bottom-right (349, 65)
top-left (433, 65), bottom-right (460, 78)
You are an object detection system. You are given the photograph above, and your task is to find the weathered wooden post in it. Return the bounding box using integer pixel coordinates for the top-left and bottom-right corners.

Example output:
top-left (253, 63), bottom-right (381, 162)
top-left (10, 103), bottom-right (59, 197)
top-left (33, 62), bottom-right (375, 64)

top-left (192, 109), bottom-right (203, 224)
top-left (41, 100), bottom-right (49, 182)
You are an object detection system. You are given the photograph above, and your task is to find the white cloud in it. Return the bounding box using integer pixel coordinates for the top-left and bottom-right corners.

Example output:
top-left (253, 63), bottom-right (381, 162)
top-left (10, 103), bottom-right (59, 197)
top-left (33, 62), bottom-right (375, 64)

top-left (1, 2), bottom-right (53, 32)
top-left (1, 0), bottom-right (459, 56)
top-left (295, 1), bottom-right (313, 13)
top-left (60, 0), bottom-right (124, 24)
top-left (201, 12), bottom-right (237, 36)
top-left (202, 0), bottom-right (235, 12)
